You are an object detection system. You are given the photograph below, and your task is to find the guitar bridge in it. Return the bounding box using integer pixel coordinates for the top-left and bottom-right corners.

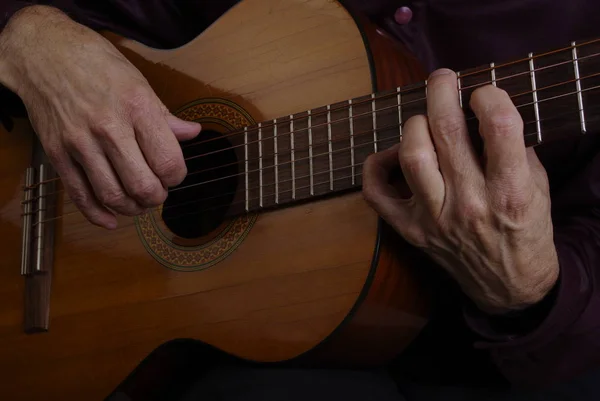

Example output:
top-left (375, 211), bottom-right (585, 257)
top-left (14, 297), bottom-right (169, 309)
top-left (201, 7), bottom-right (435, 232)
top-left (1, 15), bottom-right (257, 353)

top-left (20, 156), bottom-right (57, 333)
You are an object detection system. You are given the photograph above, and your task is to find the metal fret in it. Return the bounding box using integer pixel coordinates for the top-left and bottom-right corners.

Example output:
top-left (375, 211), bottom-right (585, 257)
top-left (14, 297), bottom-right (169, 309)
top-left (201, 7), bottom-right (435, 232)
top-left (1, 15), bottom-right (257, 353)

top-left (490, 62), bottom-right (497, 87)
top-left (457, 72), bottom-right (463, 107)
top-left (327, 105), bottom-right (333, 190)
top-left (571, 41), bottom-right (587, 134)
top-left (397, 87), bottom-right (402, 141)
top-left (371, 94), bottom-right (378, 152)
top-left (274, 119), bottom-right (279, 204)
top-left (290, 115), bottom-right (296, 199)
top-left (529, 53), bottom-right (542, 144)
top-left (20, 167), bottom-right (34, 276)
top-left (348, 99), bottom-right (355, 185)
top-left (244, 126), bottom-right (249, 211)
top-left (35, 164), bottom-right (47, 273)
top-left (258, 123), bottom-right (263, 207)
top-left (308, 111), bottom-right (314, 195)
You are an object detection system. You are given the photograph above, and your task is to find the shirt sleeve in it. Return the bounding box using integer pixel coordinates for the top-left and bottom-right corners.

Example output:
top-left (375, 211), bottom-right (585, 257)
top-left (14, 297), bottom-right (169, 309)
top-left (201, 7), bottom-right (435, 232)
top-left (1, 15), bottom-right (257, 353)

top-left (463, 148), bottom-right (600, 388)
top-left (341, 0), bottom-right (600, 388)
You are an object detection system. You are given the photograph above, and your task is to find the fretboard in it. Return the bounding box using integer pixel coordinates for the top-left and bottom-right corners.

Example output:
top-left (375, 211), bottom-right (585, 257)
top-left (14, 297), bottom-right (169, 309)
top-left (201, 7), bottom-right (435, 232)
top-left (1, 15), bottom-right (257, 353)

top-left (224, 38), bottom-right (600, 216)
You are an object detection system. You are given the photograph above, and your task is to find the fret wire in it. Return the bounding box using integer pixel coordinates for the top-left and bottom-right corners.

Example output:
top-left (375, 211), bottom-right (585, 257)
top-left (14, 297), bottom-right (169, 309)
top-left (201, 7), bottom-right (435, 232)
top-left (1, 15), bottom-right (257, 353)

top-left (56, 80), bottom-right (600, 209)
top-left (178, 43), bottom-right (600, 153)
top-left (172, 133), bottom-right (401, 193)
top-left (371, 93), bottom-right (378, 152)
top-left (41, 98), bottom-right (596, 217)
top-left (174, 102), bottom-right (573, 204)
top-left (57, 106), bottom-right (582, 219)
top-left (258, 122), bottom-right (263, 207)
top-left (274, 119), bottom-right (279, 204)
top-left (572, 41), bottom-right (587, 134)
top-left (244, 126), bottom-right (249, 212)
top-left (397, 86), bottom-right (403, 141)
top-left (180, 80), bottom-right (595, 192)
top-left (529, 52), bottom-right (543, 144)
top-left (185, 54), bottom-right (600, 161)
top-left (348, 100), bottom-right (355, 186)
top-left (93, 108), bottom-right (574, 220)
top-left (308, 110), bottom-right (314, 195)
top-left (490, 62), bottom-right (497, 87)
top-left (457, 71), bottom-right (463, 107)
top-left (290, 115), bottom-right (296, 199)
top-left (327, 105), bottom-right (334, 191)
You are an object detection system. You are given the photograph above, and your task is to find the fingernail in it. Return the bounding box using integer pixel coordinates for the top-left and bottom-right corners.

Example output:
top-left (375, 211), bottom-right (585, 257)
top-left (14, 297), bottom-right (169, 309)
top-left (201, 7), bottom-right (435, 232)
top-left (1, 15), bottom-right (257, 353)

top-left (429, 68), bottom-right (454, 78)
top-left (105, 220), bottom-right (118, 230)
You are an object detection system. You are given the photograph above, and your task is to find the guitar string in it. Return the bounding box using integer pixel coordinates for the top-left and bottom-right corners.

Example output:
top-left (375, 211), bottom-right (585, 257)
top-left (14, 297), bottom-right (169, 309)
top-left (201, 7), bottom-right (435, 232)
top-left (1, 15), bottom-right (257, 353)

top-left (56, 102), bottom-right (597, 219)
top-left (34, 72), bottom-right (600, 207)
top-left (34, 116), bottom-right (583, 229)
top-left (178, 69), bottom-right (600, 164)
top-left (32, 98), bottom-right (598, 226)
top-left (30, 44), bottom-right (600, 189)
top-left (176, 40), bottom-right (600, 150)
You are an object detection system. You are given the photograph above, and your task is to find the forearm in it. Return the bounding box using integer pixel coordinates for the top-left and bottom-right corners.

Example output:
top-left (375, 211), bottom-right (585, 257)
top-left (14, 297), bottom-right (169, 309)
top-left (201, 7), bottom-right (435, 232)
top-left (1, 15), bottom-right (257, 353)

top-left (464, 179), bottom-right (600, 387)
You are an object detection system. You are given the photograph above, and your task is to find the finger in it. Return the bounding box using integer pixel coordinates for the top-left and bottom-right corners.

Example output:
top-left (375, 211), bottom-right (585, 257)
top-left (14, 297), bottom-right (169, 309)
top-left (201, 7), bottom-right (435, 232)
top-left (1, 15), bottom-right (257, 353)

top-left (426, 68), bottom-right (481, 183)
top-left (399, 115), bottom-right (445, 216)
top-left (362, 144), bottom-right (414, 234)
top-left (54, 153), bottom-right (118, 229)
top-left (98, 123), bottom-right (168, 209)
top-left (133, 101), bottom-right (189, 188)
top-left (68, 135), bottom-right (145, 216)
top-left (167, 115), bottom-right (202, 142)
top-left (470, 85), bottom-right (528, 182)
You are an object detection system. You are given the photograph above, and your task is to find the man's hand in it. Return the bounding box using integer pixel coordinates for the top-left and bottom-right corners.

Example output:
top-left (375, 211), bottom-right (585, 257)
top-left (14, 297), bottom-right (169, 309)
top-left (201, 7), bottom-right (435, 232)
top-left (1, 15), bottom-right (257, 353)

top-left (363, 69), bottom-right (559, 314)
top-left (0, 6), bottom-right (201, 229)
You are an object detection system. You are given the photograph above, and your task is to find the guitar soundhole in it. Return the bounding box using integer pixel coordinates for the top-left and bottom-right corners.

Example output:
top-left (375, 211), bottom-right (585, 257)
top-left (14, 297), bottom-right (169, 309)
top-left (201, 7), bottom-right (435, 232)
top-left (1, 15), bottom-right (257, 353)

top-left (162, 130), bottom-right (238, 239)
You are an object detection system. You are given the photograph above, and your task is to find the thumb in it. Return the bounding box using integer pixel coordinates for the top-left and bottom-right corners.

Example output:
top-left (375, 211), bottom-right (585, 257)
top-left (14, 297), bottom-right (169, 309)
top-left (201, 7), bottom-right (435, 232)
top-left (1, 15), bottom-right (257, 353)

top-left (167, 115), bottom-right (202, 141)
top-left (362, 145), bottom-right (414, 234)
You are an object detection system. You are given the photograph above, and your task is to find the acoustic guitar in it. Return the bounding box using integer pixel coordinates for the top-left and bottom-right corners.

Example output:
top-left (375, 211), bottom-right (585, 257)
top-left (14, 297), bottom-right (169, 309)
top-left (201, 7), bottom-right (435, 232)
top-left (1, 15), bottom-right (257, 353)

top-left (1, 0), bottom-right (598, 399)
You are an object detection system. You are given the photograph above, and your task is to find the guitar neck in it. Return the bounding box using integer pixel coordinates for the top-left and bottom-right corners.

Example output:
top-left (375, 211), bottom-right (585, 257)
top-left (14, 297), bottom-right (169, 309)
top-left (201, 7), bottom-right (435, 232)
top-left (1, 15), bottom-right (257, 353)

top-left (222, 38), bottom-right (600, 216)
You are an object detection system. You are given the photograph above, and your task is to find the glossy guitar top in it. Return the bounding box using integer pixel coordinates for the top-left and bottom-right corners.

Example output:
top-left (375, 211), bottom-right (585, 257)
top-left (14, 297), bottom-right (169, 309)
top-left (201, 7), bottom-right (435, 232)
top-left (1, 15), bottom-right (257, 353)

top-left (0, 1), bottom-right (430, 400)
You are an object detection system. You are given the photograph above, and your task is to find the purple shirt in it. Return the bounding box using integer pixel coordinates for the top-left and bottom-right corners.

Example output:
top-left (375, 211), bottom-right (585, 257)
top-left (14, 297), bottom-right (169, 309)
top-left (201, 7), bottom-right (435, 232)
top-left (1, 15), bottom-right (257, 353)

top-left (2, 0), bottom-right (600, 390)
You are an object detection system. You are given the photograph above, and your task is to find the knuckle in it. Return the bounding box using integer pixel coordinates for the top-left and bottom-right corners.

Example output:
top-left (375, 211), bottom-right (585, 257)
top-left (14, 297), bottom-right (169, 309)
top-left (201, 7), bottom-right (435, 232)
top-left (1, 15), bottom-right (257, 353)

top-left (485, 109), bottom-right (522, 136)
top-left (99, 188), bottom-right (127, 209)
top-left (156, 157), bottom-right (187, 185)
top-left (122, 86), bottom-right (153, 119)
top-left (455, 198), bottom-right (488, 227)
top-left (131, 179), bottom-right (166, 205)
top-left (399, 150), bottom-right (432, 173)
top-left (431, 114), bottom-right (465, 140)
top-left (69, 188), bottom-right (90, 208)
top-left (494, 187), bottom-right (532, 217)
top-left (90, 115), bottom-right (124, 140)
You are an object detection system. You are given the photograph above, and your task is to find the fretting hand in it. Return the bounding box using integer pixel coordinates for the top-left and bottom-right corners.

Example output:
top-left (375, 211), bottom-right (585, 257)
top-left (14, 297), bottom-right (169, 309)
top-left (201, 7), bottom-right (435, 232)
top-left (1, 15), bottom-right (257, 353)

top-left (363, 68), bottom-right (559, 314)
top-left (0, 6), bottom-right (201, 229)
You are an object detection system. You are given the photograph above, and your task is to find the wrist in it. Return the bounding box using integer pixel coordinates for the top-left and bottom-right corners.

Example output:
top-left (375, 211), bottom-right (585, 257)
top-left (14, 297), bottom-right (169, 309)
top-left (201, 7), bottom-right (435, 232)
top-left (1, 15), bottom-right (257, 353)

top-left (0, 5), bottom-right (68, 93)
top-left (479, 256), bottom-right (560, 316)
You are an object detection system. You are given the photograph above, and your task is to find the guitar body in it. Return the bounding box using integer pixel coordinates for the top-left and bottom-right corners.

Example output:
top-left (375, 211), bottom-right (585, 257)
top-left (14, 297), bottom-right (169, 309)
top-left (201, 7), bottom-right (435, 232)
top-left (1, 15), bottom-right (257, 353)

top-left (0, 1), bottom-right (430, 399)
